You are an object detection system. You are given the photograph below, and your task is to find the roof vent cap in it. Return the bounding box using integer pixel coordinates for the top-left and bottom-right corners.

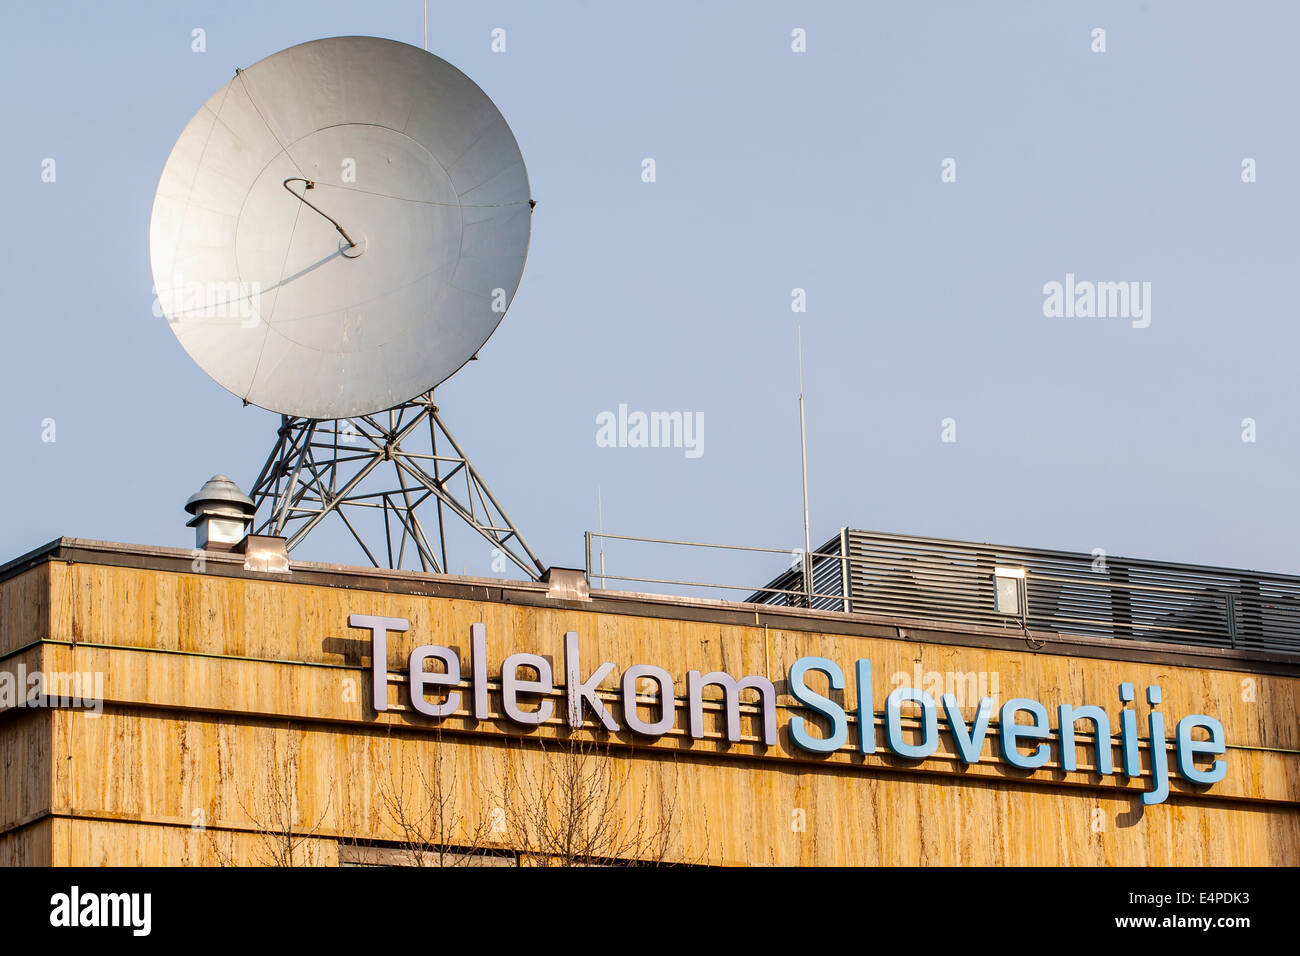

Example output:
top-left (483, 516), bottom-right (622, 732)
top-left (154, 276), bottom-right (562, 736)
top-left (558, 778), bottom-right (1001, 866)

top-left (184, 475), bottom-right (255, 551)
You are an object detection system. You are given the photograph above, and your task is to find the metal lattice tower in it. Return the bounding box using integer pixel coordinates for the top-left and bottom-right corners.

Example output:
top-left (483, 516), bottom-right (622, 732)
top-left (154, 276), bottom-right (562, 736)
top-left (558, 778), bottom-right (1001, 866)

top-left (248, 392), bottom-right (543, 578)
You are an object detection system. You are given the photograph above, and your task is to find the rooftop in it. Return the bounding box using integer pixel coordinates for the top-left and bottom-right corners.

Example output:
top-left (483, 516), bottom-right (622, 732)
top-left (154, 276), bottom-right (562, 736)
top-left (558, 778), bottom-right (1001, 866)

top-left (5, 535), bottom-right (1297, 677)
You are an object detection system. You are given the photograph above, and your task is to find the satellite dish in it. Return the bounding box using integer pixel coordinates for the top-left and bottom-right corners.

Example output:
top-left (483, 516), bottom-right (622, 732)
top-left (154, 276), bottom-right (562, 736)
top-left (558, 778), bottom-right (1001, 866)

top-left (149, 36), bottom-right (532, 420)
top-left (155, 36), bottom-right (545, 577)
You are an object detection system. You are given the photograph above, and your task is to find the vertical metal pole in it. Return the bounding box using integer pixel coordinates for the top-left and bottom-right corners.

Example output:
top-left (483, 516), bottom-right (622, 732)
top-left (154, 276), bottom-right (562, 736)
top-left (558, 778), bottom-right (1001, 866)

top-left (798, 326), bottom-right (812, 603)
top-left (839, 526), bottom-right (851, 613)
top-left (597, 485), bottom-right (606, 589)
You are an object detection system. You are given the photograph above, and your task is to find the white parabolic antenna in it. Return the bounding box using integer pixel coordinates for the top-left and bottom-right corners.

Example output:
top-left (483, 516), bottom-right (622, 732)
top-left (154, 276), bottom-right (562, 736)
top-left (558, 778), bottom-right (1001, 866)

top-left (150, 35), bottom-right (532, 420)
top-left (152, 37), bottom-right (546, 578)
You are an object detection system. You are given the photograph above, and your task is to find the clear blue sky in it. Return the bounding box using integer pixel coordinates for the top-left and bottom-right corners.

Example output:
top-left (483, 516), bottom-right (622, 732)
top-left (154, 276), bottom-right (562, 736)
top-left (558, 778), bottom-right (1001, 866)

top-left (3, 1), bottom-right (1298, 590)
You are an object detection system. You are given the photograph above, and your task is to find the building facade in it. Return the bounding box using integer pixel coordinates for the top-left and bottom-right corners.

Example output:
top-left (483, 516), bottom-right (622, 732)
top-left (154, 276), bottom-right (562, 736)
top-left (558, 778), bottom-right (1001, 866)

top-left (0, 537), bottom-right (1296, 866)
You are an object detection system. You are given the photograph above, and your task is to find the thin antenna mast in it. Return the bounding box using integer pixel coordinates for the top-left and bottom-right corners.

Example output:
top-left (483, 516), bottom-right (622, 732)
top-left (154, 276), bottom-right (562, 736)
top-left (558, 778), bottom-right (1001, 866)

top-left (597, 485), bottom-right (606, 588)
top-left (798, 327), bottom-right (812, 601)
top-left (423, 1), bottom-right (428, 50)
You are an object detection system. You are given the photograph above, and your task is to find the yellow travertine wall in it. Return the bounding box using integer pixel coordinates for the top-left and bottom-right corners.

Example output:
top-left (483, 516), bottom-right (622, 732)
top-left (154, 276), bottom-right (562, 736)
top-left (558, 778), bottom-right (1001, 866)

top-left (1, 559), bottom-right (1296, 865)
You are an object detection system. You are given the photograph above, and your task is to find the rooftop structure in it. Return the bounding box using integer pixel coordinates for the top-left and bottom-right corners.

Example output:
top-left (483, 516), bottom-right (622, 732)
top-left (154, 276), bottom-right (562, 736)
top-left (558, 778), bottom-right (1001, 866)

top-left (748, 530), bottom-right (1300, 657)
